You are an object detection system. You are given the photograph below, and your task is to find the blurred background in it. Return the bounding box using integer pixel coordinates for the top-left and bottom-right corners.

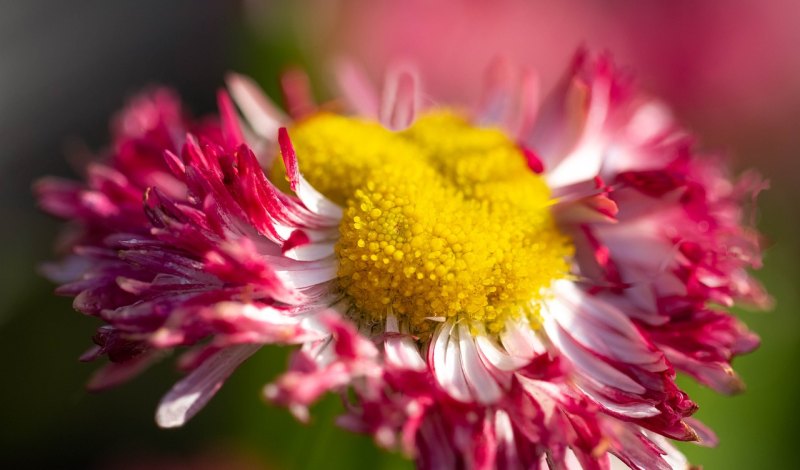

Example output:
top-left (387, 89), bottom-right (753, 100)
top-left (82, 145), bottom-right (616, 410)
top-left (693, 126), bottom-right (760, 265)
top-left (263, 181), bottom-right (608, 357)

top-left (1, 1), bottom-right (798, 468)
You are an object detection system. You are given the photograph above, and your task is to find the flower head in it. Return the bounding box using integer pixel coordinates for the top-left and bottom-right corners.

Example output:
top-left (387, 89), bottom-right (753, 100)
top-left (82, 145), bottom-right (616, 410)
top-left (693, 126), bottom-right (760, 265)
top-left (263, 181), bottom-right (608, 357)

top-left (37, 51), bottom-right (768, 469)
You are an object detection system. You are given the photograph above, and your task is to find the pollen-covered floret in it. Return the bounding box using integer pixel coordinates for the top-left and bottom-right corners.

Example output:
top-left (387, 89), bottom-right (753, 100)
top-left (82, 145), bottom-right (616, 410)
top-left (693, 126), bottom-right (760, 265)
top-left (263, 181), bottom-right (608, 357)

top-left (284, 112), bottom-right (573, 333)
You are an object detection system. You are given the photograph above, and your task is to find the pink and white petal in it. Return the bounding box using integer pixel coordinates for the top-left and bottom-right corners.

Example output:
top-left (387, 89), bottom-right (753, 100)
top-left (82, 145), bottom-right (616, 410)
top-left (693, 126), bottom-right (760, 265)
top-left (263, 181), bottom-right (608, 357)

top-left (277, 128), bottom-right (343, 221)
top-left (226, 73), bottom-right (286, 141)
top-left (208, 302), bottom-right (329, 344)
top-left (543, 76), bottom-right (609, 188)
top-left (282, 241), bottom-right (337, 262)
top-left (493, 410), bottom-right (526, 470)
top-left (500, 317), bottom-right (545, 359)
top-left (476, 334), bottom-right (530, 372)
top-left (576, 384), bottom-right (660, 420)
top-left (606, 422), bottom-right (688, 470)
top-left (659, 345), bottom-right (745, 395)
top-left (265, 314), bottom-right (382, 421)
top-left (543, 318), bottom-right (647, 396)
top-left (546, 284), bottom-right (665, 368)
top-left (156, 343), bottom-right (261, 428)
top-left (553, 193), bottom-right (619, 224)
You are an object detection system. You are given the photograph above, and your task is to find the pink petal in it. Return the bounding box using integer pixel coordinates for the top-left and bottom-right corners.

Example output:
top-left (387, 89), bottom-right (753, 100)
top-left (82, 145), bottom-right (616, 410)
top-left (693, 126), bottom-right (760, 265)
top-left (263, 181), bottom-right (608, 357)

top-left (281, 67), bottom-right (316, 118)
top-left (217, 89), bottom-right (246, 148)
top-left (380, 64), bottom-right (419, 130)
top-left (334, 59), bottom-right (380, 118)
top-left (87, 351), bottom-right (161, 391)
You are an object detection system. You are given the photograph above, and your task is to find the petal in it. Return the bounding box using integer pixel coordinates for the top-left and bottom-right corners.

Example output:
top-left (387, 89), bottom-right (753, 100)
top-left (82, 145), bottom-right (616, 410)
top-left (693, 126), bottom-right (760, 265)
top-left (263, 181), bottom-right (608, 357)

top-left (226, 72), bottom-right (285, 140)
top-left (544, 318), bottom-right (646, 395)
top-left (476, 335), bottom-right (530, 372)
top-left (380, 64), bottom-right (419, 131)
top-left (458, 324), bottom-right (503, 404)
top-left (499, 318), bottom-right (543, 359)
top-left (431, 321), bottom-right (472, 402)
top-left (277, 128), bottom-right (343, 221)
top-left (334, 59), bottom-right (380, 118)
top-left (86, 351), bottom-right (161, 391)
top-left (280, 67), bottom-right (316, 118)
top-left (384, 313), bottom-right (426, 371)
top-left (217, 90), bottom-right (246, 148)
top-left (156, 344), bottom-right (260, 428)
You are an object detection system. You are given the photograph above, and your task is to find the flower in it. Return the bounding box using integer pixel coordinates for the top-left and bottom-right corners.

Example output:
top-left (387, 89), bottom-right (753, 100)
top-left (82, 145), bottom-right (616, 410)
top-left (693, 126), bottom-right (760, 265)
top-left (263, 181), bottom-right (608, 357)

top-left (37, 51), bottom-right (768, 469)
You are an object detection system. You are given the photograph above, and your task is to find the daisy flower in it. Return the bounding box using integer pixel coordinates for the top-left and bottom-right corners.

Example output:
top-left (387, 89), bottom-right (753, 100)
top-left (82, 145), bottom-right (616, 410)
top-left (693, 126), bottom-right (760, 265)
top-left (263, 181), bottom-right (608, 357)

top-left (36, 51), bottom-right (768, 469)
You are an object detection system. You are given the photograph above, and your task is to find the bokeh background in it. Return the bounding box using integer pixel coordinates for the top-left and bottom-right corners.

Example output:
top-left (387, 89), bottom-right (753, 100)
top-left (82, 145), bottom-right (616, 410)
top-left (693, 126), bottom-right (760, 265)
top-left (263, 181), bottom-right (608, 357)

top-left (1, 1), bottom-right (798, 468)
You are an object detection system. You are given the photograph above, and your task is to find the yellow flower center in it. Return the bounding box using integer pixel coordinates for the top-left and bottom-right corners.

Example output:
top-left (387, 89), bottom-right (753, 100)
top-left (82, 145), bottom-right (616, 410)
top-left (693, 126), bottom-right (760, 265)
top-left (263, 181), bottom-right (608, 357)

top-left (278, 111), bottom-right (573, 334)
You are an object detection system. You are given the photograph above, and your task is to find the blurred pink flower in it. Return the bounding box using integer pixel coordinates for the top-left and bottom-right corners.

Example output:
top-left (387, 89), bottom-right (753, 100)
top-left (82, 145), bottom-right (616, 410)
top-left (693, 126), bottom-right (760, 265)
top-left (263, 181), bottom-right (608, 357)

top-left (293, 0), bottom-right (800, 140)
top-left (37, 49), bottom-right (768, 468)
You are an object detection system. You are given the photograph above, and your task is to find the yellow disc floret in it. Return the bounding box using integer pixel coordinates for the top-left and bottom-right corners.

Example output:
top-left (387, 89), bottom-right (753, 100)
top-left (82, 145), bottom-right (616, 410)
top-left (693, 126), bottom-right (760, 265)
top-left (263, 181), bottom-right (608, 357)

top-left (280, 111), bottom-right (573, 334)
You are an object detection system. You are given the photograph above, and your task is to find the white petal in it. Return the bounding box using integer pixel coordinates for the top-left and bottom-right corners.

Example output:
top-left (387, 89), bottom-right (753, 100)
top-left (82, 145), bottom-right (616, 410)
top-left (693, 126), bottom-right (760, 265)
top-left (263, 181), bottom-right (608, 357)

top-left (442, 331), bottom-right (472, 402)
top-left (476, 335), bottom-right (529, 371)
top-left (430, 321), bottom-right (453, 378)
top-left (276, 262), bottom-right (337, 289)
top-left (384, 314), bottom-right (426, 371)
top-left (431, 321), bottom-right (471, 402)
top-left (283, 241), bottom-right (336, 261)
top-left (294, 175), bottom-right (343, 220)
top-left (458, 324), bottom-right (502, 404)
